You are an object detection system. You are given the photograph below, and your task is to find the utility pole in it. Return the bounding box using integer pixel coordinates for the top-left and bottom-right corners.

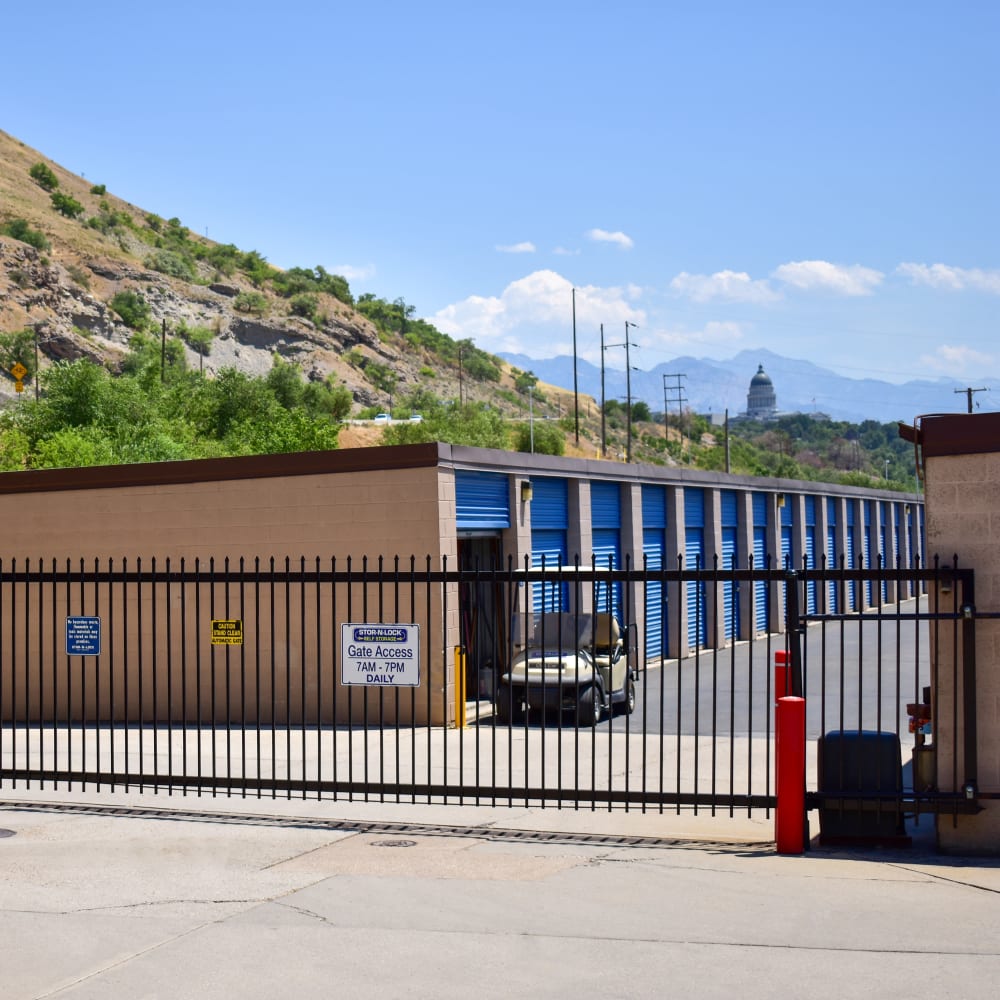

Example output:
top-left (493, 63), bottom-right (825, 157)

top-left (571, 288), bottom-right (579, 445)
top-left (624, 321), bottom-right (638, 463)
top-left (725, 409), bottom-right (731, 473)
top-left (662, 372), bottom-right (688, 452)
top-left (955, 386), bottom-right (988, 413)
top-left (605, 322), bottom-right (639, 461)
top-left (600, 324), bottom-right (606, 458)
top-left (458, 343), bottom-right (465, 405)
top-left (161, 318), bottom-right (167, 384)
top-left (528, 384), bottom-right (535, 453)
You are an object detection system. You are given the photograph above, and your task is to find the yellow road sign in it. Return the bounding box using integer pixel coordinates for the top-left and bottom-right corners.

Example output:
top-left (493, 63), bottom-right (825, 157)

top-left (14, 381), bottom-right (24, 394)
top-left (211, 619), bottom-right (243, 645)
top-left (10, 362), bottom-right (27, 380)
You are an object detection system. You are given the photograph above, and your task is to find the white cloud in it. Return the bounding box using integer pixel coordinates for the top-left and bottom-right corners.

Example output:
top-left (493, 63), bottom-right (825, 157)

top-left (772, 260), bottom-right (884, 296)
top-left (646, 320), bottom-right (746, 352)
top-left (496, 241), bottom-right (536, 254)
top-left (431, 269), bottom-right (643, 358)
top-left (918, 344), bottom-right (995, 375)
top-left (330, 263), bottom-right (375, 282)
top-left (553, 246), bottom-right (580, 256)
top-left (587, 228), bottom-right (634, 250)
top-left (669, 269), bottom-right (780, 304)
top-left (897, 262), bottom-right (1000, 294)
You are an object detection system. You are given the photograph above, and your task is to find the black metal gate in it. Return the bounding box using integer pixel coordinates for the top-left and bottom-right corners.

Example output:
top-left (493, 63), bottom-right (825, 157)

top-left (0, 556), bottom-right (979, 820)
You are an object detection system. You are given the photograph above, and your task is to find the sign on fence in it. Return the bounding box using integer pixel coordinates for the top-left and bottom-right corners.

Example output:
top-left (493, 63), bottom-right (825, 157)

top-left (341, 623), bottom-right (420, 686)
top-left (66, 616), bottom-right (101, 656)
top-left (211, 619), bottom-right (244, 645)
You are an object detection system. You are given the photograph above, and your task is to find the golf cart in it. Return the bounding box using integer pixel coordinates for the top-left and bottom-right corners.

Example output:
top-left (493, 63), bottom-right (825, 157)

top-left (495, 611), bottom-right (637, 726)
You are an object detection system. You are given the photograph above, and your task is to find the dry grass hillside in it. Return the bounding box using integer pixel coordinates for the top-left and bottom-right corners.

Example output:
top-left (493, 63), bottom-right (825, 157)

top-left (0, 129), bottom-right (637, 461)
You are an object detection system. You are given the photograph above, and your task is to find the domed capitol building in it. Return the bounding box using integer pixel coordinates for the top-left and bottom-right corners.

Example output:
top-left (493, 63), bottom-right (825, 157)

top-left (746, 364), bottom-right (778, 420)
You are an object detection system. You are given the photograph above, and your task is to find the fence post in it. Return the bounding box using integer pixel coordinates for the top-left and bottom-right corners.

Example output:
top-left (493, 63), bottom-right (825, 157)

top-left (454, 645), bottom-right (466, 729)
top-left (776, 695), bottom-right (806, 854)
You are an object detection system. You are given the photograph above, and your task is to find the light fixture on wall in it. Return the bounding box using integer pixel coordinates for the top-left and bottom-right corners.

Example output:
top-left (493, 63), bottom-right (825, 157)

top-left (776, 492), bottom-right (786, 509)
top-left (520, 481), bottom-right (533, 503)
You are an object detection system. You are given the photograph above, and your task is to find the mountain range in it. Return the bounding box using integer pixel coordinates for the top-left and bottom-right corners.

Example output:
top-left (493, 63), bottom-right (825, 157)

top-left (500, 348), bottom-right (992, 426)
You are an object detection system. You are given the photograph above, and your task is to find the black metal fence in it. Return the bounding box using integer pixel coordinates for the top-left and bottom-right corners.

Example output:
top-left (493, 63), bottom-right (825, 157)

top-left (0, 555), bottom-right (978, 819)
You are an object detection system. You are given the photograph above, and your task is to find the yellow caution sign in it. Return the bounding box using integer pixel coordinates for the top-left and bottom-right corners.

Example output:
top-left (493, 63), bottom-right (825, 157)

top-left (211, 619), bottom-right (244, 645)
top-left (10, 362), bottom-right (27, 380)
top-left (14, 381), bottom-right (24, 394)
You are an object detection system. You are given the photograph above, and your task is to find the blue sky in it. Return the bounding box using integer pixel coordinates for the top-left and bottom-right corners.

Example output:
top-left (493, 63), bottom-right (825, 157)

top-left (5, 1), bottom-right (998, 391)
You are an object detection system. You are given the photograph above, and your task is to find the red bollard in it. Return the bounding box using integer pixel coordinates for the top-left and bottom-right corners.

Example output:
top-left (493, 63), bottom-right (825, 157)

top-left (774, 648), bottom-right (789, 704)
top-left (775, 696), bottom-right (806, 854)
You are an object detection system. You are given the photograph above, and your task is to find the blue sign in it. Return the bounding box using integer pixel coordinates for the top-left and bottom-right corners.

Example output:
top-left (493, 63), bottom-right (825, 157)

top-left (66, 616), bottom-right (101, 656)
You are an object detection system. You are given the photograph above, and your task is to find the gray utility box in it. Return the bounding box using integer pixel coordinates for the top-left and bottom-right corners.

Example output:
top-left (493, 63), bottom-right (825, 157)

top-left (817, 730), bottom-right (906, 844)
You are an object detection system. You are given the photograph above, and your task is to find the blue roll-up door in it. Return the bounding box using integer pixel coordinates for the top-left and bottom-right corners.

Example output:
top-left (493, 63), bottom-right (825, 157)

top-left (752, 493), bottom-right (769, 632)
top-left (878, 503), bottom-right (892, 603)
top-left (590, 481), bottom-right (622, 616)
top-left (845, 502), bottom-right (858, 611)
top-left (455, 470), bottom-right (510, 530)
top-left (721, 490), bottom-right (740, 640)
top-left (826, 497), bottom-right (838, 613)
top-left (804, 495), bottom-right (817, 614)
top-left (863, 501), bottom-right (873, 607)
top-left (531, 477), bottom-right (568, 614)
top-left (642, 486), bottom-right (668, 659)
top-left (780, 497), bottom-right (793, 570)
top-left (685, 488), bottom-right (707, 649)
top-left (892, 503), bottom-right (910, 601)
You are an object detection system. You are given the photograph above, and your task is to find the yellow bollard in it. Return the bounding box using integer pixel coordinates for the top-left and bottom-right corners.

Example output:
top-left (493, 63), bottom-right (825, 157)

top-left (454, 645), bottom-right (466, 729)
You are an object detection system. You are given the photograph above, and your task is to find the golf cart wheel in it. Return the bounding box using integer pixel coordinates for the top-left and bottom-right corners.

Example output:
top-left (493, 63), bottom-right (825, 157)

top-left (615, 676), bottom-right (636, 716)
top-left (577, 684), bottom-right (603, 726)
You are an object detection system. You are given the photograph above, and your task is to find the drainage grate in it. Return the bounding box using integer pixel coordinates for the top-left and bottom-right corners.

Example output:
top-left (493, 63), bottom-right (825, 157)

top-left (370, 839), bottom-right (417, 848)
top-left (0, 800), bottom-right (771, 853)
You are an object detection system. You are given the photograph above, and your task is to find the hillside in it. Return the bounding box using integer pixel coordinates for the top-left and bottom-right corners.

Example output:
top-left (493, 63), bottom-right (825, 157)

top-left (0, 128), bottom-right (606, 451)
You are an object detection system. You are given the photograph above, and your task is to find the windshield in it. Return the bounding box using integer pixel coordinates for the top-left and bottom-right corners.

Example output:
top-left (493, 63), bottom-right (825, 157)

top-left (512, 612), bottom-right (595, 650)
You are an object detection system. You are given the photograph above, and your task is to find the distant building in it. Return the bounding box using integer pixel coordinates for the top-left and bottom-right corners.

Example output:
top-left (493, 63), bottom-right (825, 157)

top-left (746, 364), bottom-right (777, 420)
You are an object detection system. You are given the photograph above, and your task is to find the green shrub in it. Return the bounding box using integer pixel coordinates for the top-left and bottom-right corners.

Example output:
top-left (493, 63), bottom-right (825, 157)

top-left (513, 420), bottom-right (565, 456)
top-left (29, 162), bottom-right (59, 191)
top-left (179, 324), bottom-right (215, 357)
top-left (145, 213), bottom-right (163, 232)
top-left (1, 217), bottom-right (51, 251)
top-left (67, 265), bottom-right (91, 289)
top-left (50, 192), bottom-right (85, 219)
top-left (0, 329), bottom-right (38, 379)
top-left (233, 291), bottom-right (268, 316)
top-left (145, 249), bottom-right (197, 281)
top-left (90, 183), bottom-right (106, 195)
top-left (289, 293), bottom-right (319, 322)
top-left (109, 290), bottom-right (151, 330)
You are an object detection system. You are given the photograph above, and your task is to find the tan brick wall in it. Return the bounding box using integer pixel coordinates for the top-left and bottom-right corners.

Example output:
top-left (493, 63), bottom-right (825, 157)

top-left (0, 466), bottom-right (456, 727)
top-left (926, 452), bottom-right (1000, 852)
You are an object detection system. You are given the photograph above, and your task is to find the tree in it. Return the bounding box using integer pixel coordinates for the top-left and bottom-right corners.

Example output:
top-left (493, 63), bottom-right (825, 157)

top-left (110, 291), bottom-right (151, 330)
top-left (266, 356), bottom-right (305, 410)
top-left (29, 162), bottom-right (58, 191)
top-left (50, 192), bottom-right (85, 219)
top-left (631, 400), bottom-right (652, 423)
